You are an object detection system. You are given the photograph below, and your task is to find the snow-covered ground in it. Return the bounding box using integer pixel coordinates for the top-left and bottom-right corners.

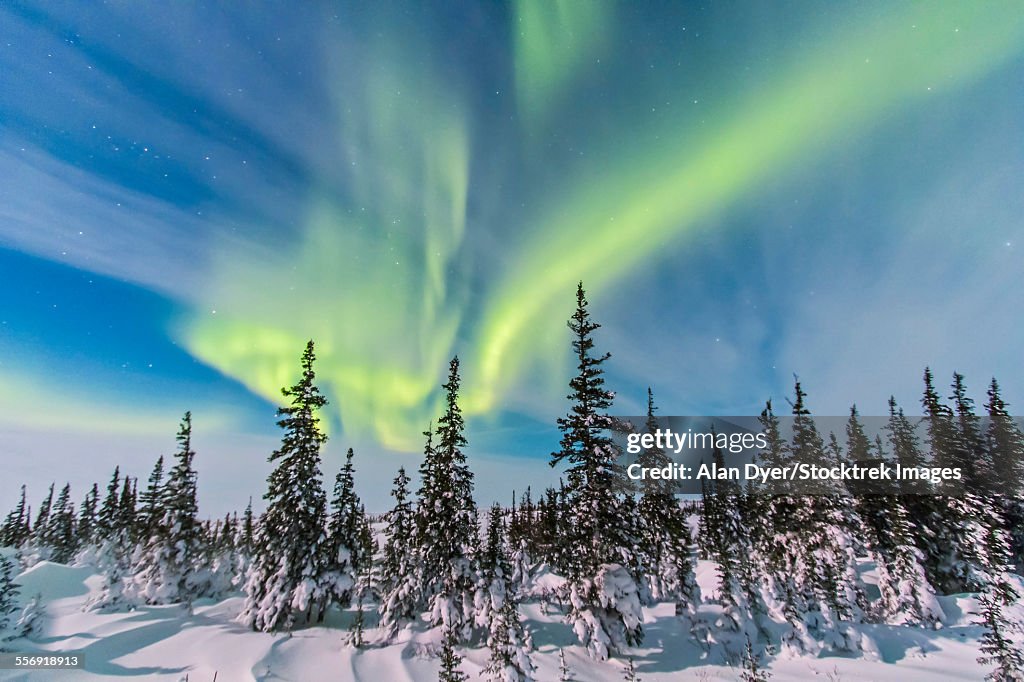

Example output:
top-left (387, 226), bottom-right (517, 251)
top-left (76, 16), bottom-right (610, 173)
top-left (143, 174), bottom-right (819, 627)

top-left (0, 555), bottom-right (1010, 681)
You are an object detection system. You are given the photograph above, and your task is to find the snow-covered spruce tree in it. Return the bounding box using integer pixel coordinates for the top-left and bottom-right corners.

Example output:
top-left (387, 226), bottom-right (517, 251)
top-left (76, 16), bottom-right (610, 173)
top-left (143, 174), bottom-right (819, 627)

top-left (507, 490), bottom-right (535, 594)
top-left (17, 592), bottom-right (44, 639)
top-left (47, 483), bottom-right (77, 564)
top-left (95, 467), bottom-right (122, 545)
top-left (478, 504), bottom-right (536, 682)
top-left (321, 448), bottom-right (362, 613)
top-left (951, 372), bottom-right (997, 492)
top-left (240, 340), bottom-right (330, 632)
top-left (917, 369), bottom-right (993, 594)
top-left (636, 389), bottom-right (698, 614)
top-left (119, 476), bottom-right (137, 542)
top-left (754, 399), bottom-right (812, 653)
top-left (482, 574), bottom-right (536, 680)
top-left (76, 484), bottom-right (99, 555)
top-left (32, 484), bottom-right (54, 546)
top-left (23, 483), bottom-right (56, 564)
top-left (127, 413), bottom-right (202, 608)
top-left (849, 409), bottom-right (942, 627)
top-left (977, 574), bottom-right (1024, 682)
top-left (787, 382), bottom-right (866, 651)
top-left (987, 378), bottom-right (1024, 490)
top-left (197, 513), bottom-right (239, 600)
top-left (233, 497), bottom-right (256, 588)
top-left (550, 282), bottom-right (643, 660)
top-left (414, 357), bottom-right (479, 639)
top-left (703, 436), bottom-right (759, 645)
top-left (986, 378), bottom-right (1024, 572)
top-left (83, 467), bottom-right (136, 612)
top-left (377, 466), bottom-right (419, 639)
top-left (136, 455), bottom-right (165, 541)
top-left (1, 485), bottom-right (30, 549)
top-left (439, 622), bottom-right (470, 682)
top-left (0, 555), bottom-right (20, 648)
top-left (976, 501), bottom-right (1024, 682)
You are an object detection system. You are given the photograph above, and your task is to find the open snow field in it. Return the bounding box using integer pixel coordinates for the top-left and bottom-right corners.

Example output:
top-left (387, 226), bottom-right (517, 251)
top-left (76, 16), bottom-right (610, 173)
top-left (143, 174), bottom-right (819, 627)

top-left (0, 556), bottom-right (1011, 681)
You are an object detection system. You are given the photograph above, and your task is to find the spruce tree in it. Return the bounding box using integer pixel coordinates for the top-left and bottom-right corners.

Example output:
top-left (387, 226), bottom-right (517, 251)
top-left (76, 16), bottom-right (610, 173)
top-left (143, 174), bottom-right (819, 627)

top-left (705, 436), bottom-right (756, 639)
top-left (1, 486), bottom-right (29, 548)
top-left (976, 574), bottom-right (1024, 682)
top-left (986, 379), bottom-right (1024, 492)
top-left (16, 592), bottom-right (44, 640)
top-left (322, 448), bottom-right (362, 614)
top-left (96, 467), bottom-right (122, 543)
top-left (0, 556), bottom-right (20, 648)
top-left (77, 484), bottom-right (99, 552)
top-left (849, 410), bottom-right (942, 626)
top-left (137, 456), bottom-right (165, 539)
top-left (986, 379), bottom-right (1024, 571)
top-left (550, 282), bottom-right (642, 659)
top-left (920, 368), bottom-right (991, 593)
top-left (755, 399), bottom-right (809, 652)
top-left (788, 382), bottom-right (866, 648)
top-left (479, 504), bottom-right (535, 681)
top-left (637, 389), bottom-right (698, 613)
top-left (117, 477), bottom-right (137, 543)
top-left (951, 373), bottom-right (996, 491)
top-left (622, 657), bottom-right (640, 681)
top-left (378, 466), bottom-right (419, 639)
top-left (32, 483), bottom-right (55, 548)
top-left (129, 413), bottom-right (202, 607)
top-left (414, 357), bottom-right (479, 638)
top-left (240, 340), bottom-right (329, 632)
top-left (439, 623), bottom-right (470, 682)
top-left (47, 483), bottom-right (76, 564)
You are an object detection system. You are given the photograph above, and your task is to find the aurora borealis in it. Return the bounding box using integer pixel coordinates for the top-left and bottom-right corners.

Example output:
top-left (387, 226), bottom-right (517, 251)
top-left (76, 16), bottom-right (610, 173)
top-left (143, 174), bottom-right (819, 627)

top-left (2, 1), bottom-right (1023, 513)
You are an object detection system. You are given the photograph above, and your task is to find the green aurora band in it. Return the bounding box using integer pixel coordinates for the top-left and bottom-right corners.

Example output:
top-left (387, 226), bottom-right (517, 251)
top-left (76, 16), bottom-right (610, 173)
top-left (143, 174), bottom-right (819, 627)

top-left (179, 1), bottom-right (1024, 451)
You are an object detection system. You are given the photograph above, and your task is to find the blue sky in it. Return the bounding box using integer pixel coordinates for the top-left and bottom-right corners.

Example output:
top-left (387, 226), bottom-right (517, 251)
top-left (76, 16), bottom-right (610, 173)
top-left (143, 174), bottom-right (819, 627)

top-left (1, 1), bottom-right (1022, 515)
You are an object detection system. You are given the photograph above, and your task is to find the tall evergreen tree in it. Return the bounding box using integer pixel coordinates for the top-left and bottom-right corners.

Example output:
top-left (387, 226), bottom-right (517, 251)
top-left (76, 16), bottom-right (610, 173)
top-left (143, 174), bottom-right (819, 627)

top-left (240, 340), bottom-right (329, 632)
top-left (378, 466), bottom-right (419, 639)
top-left (550, 283), bottom-right (642, 659)
top-left (414, 357), bottom-right (479, 638)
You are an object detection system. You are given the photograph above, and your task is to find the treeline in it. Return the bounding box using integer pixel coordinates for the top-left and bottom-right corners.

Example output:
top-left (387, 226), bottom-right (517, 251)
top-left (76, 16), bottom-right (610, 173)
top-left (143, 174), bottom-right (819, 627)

top-left (2, 282), bottom-right (1023, 682)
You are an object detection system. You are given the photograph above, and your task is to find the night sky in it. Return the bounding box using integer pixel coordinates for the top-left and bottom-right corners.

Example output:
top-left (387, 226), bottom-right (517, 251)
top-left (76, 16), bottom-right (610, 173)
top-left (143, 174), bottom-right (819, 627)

top-left (2, 1), bottom-right (1022, 515)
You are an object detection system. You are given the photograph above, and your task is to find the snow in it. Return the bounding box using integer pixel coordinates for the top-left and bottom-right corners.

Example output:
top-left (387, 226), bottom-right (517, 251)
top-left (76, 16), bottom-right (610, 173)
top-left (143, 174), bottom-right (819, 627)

top-left (0, 558), bottom-right (1015, 681)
